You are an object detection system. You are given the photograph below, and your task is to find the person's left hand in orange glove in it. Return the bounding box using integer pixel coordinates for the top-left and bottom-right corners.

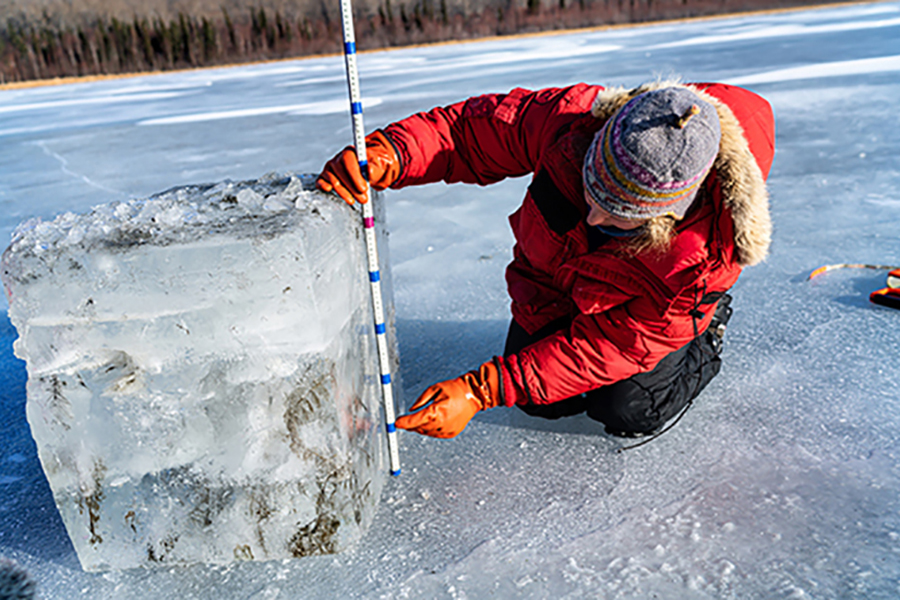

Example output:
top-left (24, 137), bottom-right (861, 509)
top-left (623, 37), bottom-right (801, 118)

top-left (396, 359), bottom-right (505, 438)
top-left (316, 130), bottom-right (402, 205)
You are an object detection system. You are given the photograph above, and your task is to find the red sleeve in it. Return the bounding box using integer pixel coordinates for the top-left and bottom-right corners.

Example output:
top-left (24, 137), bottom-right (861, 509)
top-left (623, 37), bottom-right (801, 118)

top-left (383, 84), bottom-right (600, 188)
top-left (499, 295), bottom-right (684, 406)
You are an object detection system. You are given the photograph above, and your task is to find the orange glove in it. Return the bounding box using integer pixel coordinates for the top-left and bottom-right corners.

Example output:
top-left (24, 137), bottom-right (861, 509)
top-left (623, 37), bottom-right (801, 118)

top-left (315, 130), bottom-right (401, 205)
top-left (396, 360), bottom-right (504, 438)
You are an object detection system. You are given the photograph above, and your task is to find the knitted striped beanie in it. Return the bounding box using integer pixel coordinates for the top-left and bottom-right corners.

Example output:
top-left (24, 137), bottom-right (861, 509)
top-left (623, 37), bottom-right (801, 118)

top-left (583, 86), bottom-right (721, 220)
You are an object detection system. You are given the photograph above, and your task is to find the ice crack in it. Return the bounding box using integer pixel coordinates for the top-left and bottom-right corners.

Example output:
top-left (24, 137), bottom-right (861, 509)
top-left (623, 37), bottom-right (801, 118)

top-left (35, 140), bottom-right (123, 195)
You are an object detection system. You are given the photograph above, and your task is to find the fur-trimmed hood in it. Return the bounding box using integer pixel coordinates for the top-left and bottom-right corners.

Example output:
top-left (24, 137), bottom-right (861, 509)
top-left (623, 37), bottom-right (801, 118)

top-left (591, 81), bottom-right (772, 267)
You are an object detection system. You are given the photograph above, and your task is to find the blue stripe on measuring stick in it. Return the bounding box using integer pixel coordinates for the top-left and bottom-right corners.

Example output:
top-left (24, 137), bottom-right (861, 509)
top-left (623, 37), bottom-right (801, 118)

top-left (351, 101), bottom-right (363, 115)
top-left (344, 41), bottom-right (356, 55)
top-left (369, 270), bottom-right (380, 282)
top-left (381, 373), bottom-right (391, 385)
top-left (386, 422), bottom-right (396, 433)
top-left (375, 322), bottom-right (386, 335)
top-left (391, 469), bottom-right (401, 476)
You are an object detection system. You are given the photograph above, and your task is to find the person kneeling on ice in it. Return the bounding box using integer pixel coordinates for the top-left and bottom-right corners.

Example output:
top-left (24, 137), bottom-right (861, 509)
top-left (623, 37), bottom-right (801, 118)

top-left (317, 81), bottom-right (774, 439)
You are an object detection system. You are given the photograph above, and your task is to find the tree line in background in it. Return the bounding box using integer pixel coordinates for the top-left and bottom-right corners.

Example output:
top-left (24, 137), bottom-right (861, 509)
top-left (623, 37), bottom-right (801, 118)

top-left (0, 0), bottom-right (844, 83)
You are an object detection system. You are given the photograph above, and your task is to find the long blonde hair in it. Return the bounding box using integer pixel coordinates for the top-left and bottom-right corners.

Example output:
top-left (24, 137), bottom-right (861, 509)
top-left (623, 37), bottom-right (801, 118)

top-left (619, 187), bottom-right (708, 255)
top-left (622, 215), bottom-right (678, 255)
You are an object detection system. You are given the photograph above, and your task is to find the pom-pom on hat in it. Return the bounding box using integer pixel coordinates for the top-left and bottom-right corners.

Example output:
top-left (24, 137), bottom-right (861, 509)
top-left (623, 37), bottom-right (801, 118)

top-left (583, 86), bottom-right (721, 220)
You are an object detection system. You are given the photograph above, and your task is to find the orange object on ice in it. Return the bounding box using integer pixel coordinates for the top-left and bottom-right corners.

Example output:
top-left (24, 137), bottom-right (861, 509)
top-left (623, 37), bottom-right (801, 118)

top-left (870, 268), bottom-right (900, 310)
top-left (808, 264), bottom-right (900, 311)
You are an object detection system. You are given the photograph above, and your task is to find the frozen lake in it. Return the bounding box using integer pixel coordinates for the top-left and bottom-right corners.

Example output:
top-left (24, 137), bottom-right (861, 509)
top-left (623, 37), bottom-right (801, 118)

top-left (2, 1), bottom-right (900, 597)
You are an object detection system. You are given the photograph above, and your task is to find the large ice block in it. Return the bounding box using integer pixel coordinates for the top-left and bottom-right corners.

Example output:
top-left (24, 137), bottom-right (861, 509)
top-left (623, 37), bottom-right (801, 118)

top-left (0, 173), bottom-right (397, 571)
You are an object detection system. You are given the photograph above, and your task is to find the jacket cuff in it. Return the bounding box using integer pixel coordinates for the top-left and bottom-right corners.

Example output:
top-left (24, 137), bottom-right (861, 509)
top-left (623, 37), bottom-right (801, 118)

top-left (493, 355), bottom-right (520, 407)
top-left (377, 127), bottom-right (406, 187)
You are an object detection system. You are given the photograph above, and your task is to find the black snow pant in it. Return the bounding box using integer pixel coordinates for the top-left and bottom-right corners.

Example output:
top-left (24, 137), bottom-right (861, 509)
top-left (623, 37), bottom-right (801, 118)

top-left (505, 295), bottom-right (732, 437)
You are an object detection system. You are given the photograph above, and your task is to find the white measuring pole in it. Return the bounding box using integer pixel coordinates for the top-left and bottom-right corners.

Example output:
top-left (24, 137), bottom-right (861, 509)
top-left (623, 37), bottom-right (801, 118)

top-left (339, 0), bottom-right (401, 476)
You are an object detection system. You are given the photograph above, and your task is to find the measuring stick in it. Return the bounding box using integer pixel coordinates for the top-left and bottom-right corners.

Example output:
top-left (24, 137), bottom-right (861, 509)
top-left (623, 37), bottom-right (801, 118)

top-left (808, 263), bottom-right (900, 280)
top-left (339, 0), bottom-right (401, 476)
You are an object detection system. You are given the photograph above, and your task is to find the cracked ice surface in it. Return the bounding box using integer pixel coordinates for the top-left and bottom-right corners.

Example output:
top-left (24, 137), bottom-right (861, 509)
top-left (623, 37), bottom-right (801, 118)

top-left (1, 174), bottom-right (393, 571)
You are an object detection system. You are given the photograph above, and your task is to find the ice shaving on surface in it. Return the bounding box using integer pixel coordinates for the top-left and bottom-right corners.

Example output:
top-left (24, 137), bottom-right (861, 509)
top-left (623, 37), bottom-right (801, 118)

top-left (5, 173), bottom-right (315, 259)
top-left (0, 173), bottom-right (397, 572)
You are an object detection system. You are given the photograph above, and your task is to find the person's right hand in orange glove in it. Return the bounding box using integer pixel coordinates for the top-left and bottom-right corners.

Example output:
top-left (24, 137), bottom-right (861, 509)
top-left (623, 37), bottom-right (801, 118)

top-left (316, 130), bottom-right (402, 205)
top-left (396, 359), bottom-right (505, 438)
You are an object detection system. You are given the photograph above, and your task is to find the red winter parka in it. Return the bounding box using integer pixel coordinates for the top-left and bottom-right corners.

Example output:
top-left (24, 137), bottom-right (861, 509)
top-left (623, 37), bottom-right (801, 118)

top-left (382, 81), bottom-right (774, 408)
